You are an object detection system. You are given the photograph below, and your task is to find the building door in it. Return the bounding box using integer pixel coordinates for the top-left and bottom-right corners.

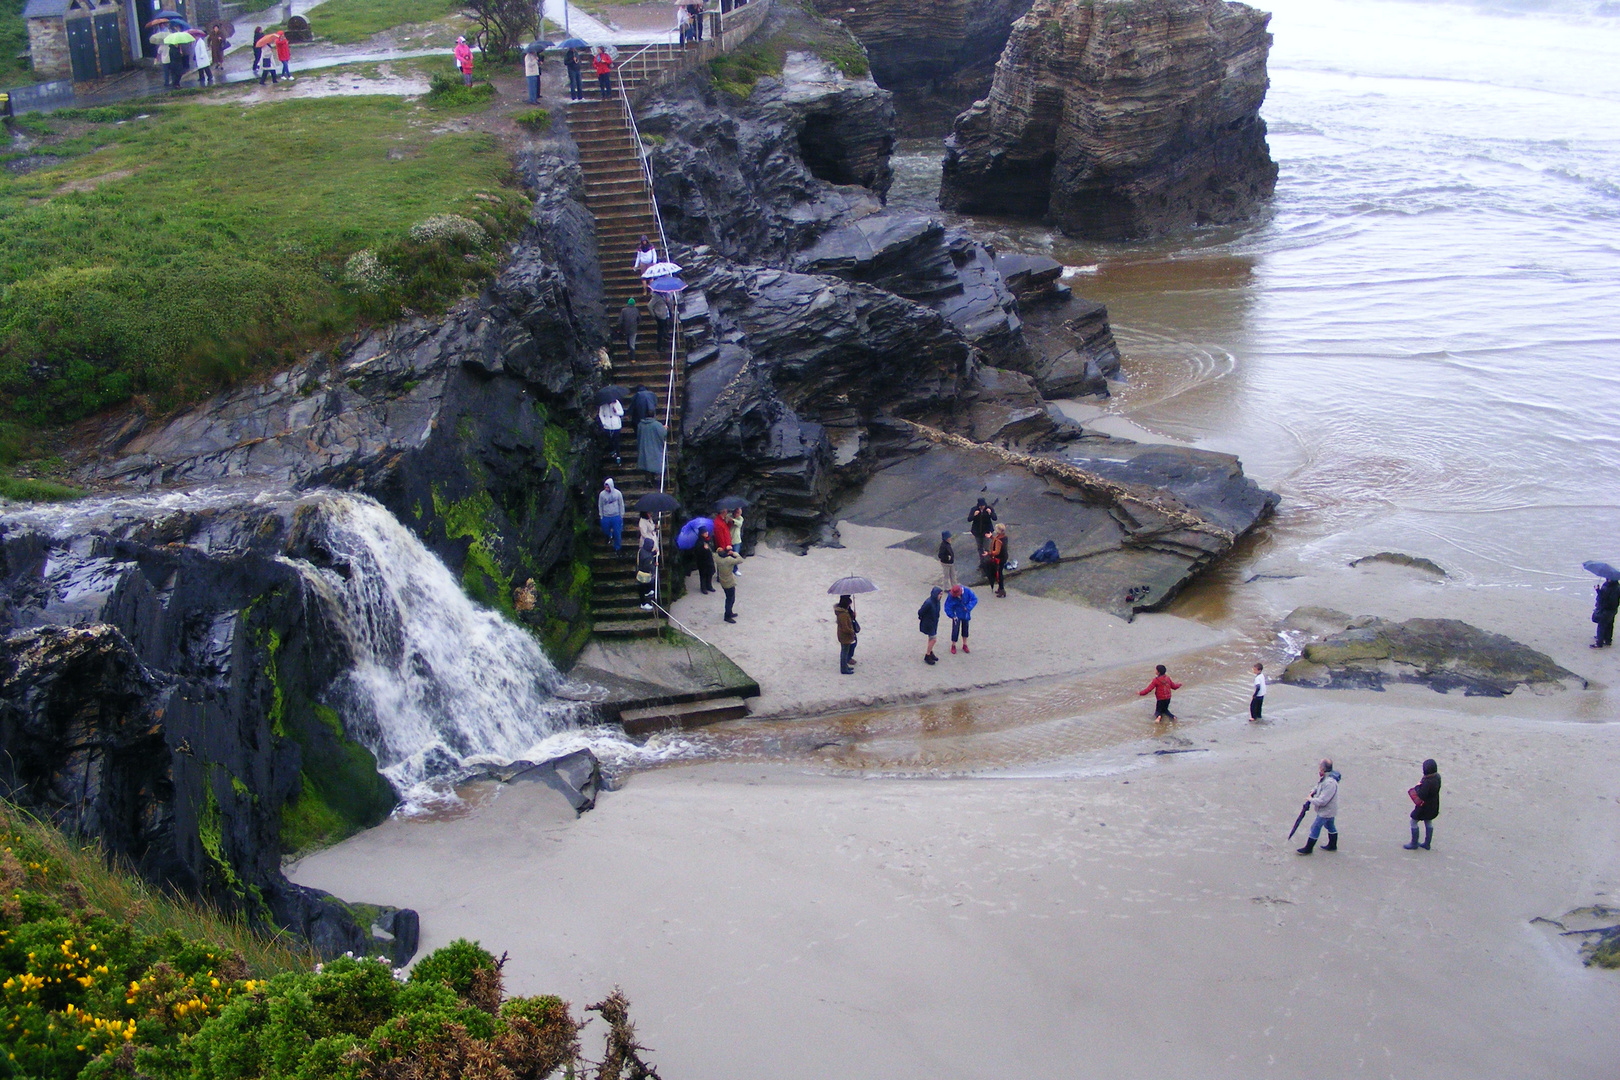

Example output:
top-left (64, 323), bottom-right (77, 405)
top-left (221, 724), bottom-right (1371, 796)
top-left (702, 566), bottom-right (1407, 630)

top-left (94, 13), bottom-right (124, 75)
top-left (135, 0), bottom-right (158, 57)
top-left (66, 18), bottom-right (99, 81)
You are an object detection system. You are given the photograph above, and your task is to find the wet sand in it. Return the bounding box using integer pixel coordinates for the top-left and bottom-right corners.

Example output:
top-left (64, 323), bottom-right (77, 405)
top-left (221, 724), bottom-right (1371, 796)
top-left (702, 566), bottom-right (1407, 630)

top-left (291, 688), bottom-right (1620, 1079)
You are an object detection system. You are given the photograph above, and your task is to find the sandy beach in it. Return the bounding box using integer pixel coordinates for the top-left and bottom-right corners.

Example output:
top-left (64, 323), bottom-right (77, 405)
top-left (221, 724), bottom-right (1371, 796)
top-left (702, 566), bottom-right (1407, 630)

top-left (293, 684), bottom-right (1620, 1079)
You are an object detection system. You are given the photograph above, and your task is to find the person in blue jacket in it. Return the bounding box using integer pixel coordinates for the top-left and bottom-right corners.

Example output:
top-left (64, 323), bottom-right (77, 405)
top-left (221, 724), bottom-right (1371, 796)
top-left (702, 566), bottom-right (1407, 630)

top-left (944, 583), bottom-right (977, 654)
top-left (917, 586), bottom-right (942, 665)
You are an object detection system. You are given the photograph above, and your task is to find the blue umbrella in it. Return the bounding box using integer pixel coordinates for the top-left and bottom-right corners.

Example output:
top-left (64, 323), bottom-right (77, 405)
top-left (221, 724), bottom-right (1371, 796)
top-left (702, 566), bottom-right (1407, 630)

top-left (649, 275), bottom-right (686, 294)
top-left (676, 516), bottom-right (714, 551)
top-left (1583, 560), bottom-right (1620, 581)
top-left (551, 37), bottom-right (589, 49)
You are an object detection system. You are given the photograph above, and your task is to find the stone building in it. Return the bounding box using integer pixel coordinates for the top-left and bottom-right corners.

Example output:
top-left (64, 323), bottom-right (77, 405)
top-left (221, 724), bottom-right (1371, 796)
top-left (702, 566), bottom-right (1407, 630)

top-left (23, 0), bottom-right (132, 82)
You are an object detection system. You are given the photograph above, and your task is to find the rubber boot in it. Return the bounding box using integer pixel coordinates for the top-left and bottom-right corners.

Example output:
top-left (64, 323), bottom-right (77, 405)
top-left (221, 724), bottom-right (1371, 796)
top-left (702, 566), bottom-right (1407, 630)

top-left (1421, 823), bottom-right (1433, 850)
top-left (1404, 826), bottom-right (1421, 850)
top-left (1323, 832), bottom-right (1338, 852)
top-left (1296, 837), bottom-right (1316, 855)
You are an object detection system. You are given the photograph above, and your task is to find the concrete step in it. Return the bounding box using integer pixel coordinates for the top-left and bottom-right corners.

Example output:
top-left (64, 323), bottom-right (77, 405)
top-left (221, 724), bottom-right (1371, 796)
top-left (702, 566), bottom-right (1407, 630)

top-left (617, 695), bottom-right (750, 736)
top-left (594, 619), bottom-right (667, 639)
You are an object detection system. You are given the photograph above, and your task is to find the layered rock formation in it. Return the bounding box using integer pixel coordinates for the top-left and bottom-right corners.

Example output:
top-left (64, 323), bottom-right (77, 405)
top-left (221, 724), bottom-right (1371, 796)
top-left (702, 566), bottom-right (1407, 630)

top-left (811, 0), bottom-right (1036, 96)
top-left (939, 0), bottom-right (1279, 239)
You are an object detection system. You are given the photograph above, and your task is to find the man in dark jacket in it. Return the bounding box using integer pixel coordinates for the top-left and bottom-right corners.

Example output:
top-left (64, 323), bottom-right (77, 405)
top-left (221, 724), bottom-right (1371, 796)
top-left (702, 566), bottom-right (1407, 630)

top-left (629, 385), bottom-right (657, 425)
top-left (968, 497), bottom-right (997, 555)
top-left (918, 586), bottom-right (942, 665)
top-left (618, 298), bottom-right (640, 364)
top-left (1404, 759), bottom-right (1441, 850)
top-left (1593, 578), bottom-right (1619, 648)
top-left (835, 595), bottom-right (858, 674)
top-left (937, 531), bottom-right (956, 588)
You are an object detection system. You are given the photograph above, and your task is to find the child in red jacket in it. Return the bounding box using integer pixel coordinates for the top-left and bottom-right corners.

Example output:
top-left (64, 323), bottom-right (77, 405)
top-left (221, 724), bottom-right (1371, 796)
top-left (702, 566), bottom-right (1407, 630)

top-left (1138, 664), bottom-right (1182, 722)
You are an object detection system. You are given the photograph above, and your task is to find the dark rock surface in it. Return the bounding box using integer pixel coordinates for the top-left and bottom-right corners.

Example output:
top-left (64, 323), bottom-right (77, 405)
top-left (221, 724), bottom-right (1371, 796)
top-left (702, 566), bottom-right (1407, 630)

top-left (939, 0), bottom-right (1278, 239)
top-left (1349, 551), bottom-right (1448, 577)
top-left (1281, 613), bottom-right (1586, 696)
top-left (812, 0), bottom-right (1036, 98)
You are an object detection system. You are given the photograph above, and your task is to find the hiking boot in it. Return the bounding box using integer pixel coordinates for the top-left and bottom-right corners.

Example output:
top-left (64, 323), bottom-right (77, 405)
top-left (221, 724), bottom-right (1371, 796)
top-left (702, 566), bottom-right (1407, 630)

top-left (1296, 837), bottom-right (1316, 855)
top-left (1323, 832), bottom-right (1338, 852)
top-left (1404, 828), bottom-right (1421, 850)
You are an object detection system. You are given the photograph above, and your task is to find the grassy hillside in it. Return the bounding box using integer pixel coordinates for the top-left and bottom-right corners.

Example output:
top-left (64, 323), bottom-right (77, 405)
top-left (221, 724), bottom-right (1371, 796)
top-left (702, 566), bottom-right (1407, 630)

top-left (301, 0), bottom-right (467, 44)
top-left (0, 95), bottom-right (528, 433)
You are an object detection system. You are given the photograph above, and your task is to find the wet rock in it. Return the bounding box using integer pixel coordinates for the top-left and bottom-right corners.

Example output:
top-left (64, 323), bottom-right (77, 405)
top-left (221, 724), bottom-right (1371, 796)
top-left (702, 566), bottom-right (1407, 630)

top-left (939, 0), bottom-right (1279, 239)
top-left (1281, 616), bottom-right (1586, 696)
top-left (1350, 551), bottom-right (1448, 577)
top-left (814, 0), bottom-right (1036, 96)
top-left (482, 748), bottom-right (603, 813)
top-left (994, 252), bottom-right (1066, 305)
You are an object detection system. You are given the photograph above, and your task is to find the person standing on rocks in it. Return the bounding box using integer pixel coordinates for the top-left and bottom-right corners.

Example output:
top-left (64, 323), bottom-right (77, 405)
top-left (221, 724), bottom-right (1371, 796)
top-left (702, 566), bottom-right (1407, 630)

top-left (593, 47), bottom-right (614, 100)
top-left (1592, 577), bottom-right (1619, 648)
top-left (694, 525), bottom-right (716, 594)
top-left (598, 478), bottom-right (625, 556)
top-left (597, 394), bottom-right (624, 465)
top-left (650, 291), bottom-right (674, 356)
top-left (968, 497), bottom-right (997, 555)
top-left (715, 545), bottom-right (741, 622)
top-left (937, 530), bottom-right (956, 588)
top-left (564, 48), bottom-right (583, 101)
top-left (987, 522), bottom-right (1009, 597)
top-left (455, 36), bottom-right (474, 86)
top-left (1404, 758), bottom-right (1441, 850)
top-left (1138, 664), bottom-right (1181, 722)
top-left (524, 46), bottom-right (541, 104)
top-left (944, 583), bottom-right (976, 654)
top-left (618, 298), bottom-right (640, 365)
top-left (918, 586), bottom-right (943, 665)
top-left (1250, 662), bottom-right (1266, 721)
top-left (835, 594), bottom-right (858, 674)
top-left (1297, 759), bottom-right (1341, 855)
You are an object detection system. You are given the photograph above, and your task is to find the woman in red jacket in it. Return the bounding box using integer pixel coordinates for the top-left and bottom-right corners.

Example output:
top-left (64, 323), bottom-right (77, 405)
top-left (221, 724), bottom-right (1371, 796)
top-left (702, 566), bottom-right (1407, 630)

top-left (593, 47), bottom-right (614, 100)
top-left (1138, 664), bottom-right (1182, 722)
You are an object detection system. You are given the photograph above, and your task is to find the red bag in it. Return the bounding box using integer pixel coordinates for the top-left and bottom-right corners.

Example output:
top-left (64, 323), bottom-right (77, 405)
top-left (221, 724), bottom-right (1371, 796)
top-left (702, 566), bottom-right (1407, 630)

top-left (1407, 786), bottom-right (1422, 806)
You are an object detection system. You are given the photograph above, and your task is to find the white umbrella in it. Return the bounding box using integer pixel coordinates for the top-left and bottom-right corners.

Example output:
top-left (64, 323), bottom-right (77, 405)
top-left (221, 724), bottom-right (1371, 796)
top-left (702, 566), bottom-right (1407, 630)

top-left (640, 261), bottom-right (682, 279)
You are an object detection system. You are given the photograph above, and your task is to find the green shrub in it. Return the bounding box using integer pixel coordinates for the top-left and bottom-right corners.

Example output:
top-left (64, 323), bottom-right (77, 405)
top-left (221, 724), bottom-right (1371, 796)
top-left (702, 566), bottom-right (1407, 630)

top-left (408, 938), bottom-right (496, 1000)
top-left (425, 72), bottom-right (496, 107)
top-left (513, 107), bottom-right (551, 133)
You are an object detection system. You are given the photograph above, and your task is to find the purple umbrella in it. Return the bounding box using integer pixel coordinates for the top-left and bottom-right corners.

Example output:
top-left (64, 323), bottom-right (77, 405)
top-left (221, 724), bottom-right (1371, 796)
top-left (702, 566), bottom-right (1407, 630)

top-left (648, 275), bottom-right (686, 294)
top-left (676, 516), bottom-right (714, 550)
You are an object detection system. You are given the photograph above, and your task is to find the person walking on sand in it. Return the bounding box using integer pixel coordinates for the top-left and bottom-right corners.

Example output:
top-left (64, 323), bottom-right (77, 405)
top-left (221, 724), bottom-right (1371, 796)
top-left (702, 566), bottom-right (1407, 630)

top-left (987, 522), bottom-right (1009, 596)
top-left (968, 497), bottom-right (997, 556)
top-left (715, 545), bottom-right (741, 622)
top-left (1297, 758), bottom-right (1341, 855)
top-left (455, 36), bottom-right (474, 86)
top-left (564, 47), bottom-right (583, 101)
top-left (1592, 576), bottom-right (1619, 648)
top-left (1403, 758), bottom-right (1441, 850)
top-left (1138, 664), bottom-right (1181, 722)
top-left (597, 394), bottom-right (624, 465)
top-left (944, 583), bottom-right (976, 654)
top-left (918, 586), bottom-right (943, 665)
top-left (593, 47), bottom-right (614, 100)
top-left (835, 595), bottom-right (858, 674)
top-left (1250, 662), bottom-right (1267, 720)
top-left (275, 30), bottom-right (292, 79)
top-left (524, 46), bottom-right (541, 104)
top-left (598, 478), bottom-right (625, 556)
top-left (618, 298), bottom-right (640, 365)
top-left (937, 530), bottom-right (956, 588)
top-left (694, 525), bottom-right (716, 594)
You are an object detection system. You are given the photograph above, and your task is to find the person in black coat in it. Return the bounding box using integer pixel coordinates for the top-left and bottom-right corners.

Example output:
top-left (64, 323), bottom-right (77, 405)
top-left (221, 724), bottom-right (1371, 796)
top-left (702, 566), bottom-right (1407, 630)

top-left (694, 526), bottom-right (716, 594)
top-left (636, 537), bottom-right (658, 610)
top-left (917, 586), bottom-right (942, 665)
top-left (937, 531), bottom-right (956, 588)
top-left (1403, 758), bottom-right (1441, 850)
top-left (1593, 578), bottom-right (1619, 648)
top-left (630, 385), bottom-right (658, 425)
top-left (968, 497), bottom-right (997, 555)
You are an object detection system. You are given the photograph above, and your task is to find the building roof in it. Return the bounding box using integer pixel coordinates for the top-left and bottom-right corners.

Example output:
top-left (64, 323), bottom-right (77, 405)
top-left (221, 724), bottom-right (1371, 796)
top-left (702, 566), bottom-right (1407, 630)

top-left (22, 0), bottom-right (70, 18)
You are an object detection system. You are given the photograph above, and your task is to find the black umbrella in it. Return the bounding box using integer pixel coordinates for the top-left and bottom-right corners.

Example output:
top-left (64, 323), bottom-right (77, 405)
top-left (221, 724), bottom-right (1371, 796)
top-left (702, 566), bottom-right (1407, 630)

top-left (595, 385), bottom-right (629, 406)
top-left (714, 495), bottom-right (748, 511)
top-left (827, 575), bottom-right (879, 595)
top-left (1582, 560), bottom-right (1620, 581)
top-left (522, 40), bottom-right (549, 54)
top-left (635, 492), bottom-right (680, 514)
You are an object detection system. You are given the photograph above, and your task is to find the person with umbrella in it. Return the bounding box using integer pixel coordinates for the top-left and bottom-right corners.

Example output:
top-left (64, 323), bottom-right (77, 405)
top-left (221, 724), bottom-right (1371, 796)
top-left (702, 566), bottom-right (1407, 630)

top-left (563, 45), bottom-right (584, 101)
top-left (164, 30), bottom-right (193, 90)
top-left (275, 28), bottom-right (292, 79)
top-left (597, 388), bottom-right (625, 465)
top-left (918, 586), bottom-right (943, 665)
top-left (593, 46), bottom-right (614, 100)
top-left (1592, 569), bottom-right (1619, 648)
top-left (598, 477), bottom-right (625, 556)
top-left (629, 384), bottom-right (657, 425)
top-left (649, 290), bottom-right (674, 354)
top-left (523, 43), bottom-right (542, 104)
top-left (944, 583), bottom-right (976, 654)
top-left (206, 23), bottom-right (227, 87)
top-left (693, 524), bottom-right (716, 594)
top-left (637, 510), bottom-right (660, 555)
top-left (987, 522), bottom-right (1009, 597)
top-left (634, 236), bottom-right (658, 285)
top-left (835, 594), bottom-right (859, 675)
top-left (1297, 758), bottom-right (1341, 855)
top-left (618, 297), bottom-right (640, 365)
top-left (152, 25), bottom-right (176, 85)
top-left (715, 543), bottom-right (741, 623)
top-left (256, 30), bottom-right (281, 84)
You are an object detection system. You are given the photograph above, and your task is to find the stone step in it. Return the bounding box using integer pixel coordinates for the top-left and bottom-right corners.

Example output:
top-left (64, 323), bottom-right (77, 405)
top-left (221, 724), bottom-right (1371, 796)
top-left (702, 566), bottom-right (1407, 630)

top-left (594, 619), bottom-right (667, 639)
top-left (617, 695), bottom-right (750, 736)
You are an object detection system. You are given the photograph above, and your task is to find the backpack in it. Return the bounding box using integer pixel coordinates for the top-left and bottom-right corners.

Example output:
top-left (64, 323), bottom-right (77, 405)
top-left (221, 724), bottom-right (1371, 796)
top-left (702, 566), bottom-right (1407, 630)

top-left (1030, 540), bottom-right (1060, 564)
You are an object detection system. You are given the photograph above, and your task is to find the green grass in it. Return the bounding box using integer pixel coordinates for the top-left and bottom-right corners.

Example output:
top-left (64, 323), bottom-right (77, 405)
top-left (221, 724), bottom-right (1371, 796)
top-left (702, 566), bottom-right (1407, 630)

top-left (513, 107), bottom-right (551, 133)
top-left (0, 95), bottom-right (529, 431)
top-left (0, 475), bottom-right (85, 502)
top-left (302, 0), bottom-right (462, 43)
top-left (1, 0), bottom-right (34, 89)
top-left (706, 0), bottom-right (868, 97)
top-left (425, 69), bottom-right (496, 106)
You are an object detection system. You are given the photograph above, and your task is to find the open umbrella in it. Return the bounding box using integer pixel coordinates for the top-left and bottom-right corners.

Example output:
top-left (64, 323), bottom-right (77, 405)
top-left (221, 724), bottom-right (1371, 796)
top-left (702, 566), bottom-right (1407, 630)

top-left (714, 495), bottom-right (748, 511)
top-left (163, 30), bottom-right (196, 45)
top-left (522, 40), bottom-right (549, 54)
top-left (676, 516), bottom-right (714, 550)
top-left (827, 576), bottom-right (879, 595)
top-left (1584, 560), bottom-right (1620, 581)
top-left (635, 492), bottom-right (680, 514)
top-left (254, 32), bottom-right (280, 48)
top-left (552, 36), bottom-right (588, 49)
top-left (594, 385), bottom-right (629, 405)
top-left (146, 15), bottom-right (188, 28)
top-left (648, 275), bottom-right (686, 294)
top-left (640, 261), bottom-right (682, 280)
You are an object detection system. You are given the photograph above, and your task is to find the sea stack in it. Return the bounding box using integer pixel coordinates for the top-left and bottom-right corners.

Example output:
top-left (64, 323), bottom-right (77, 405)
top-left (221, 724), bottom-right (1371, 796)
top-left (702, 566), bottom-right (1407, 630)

top-left (939, 0), bottom-right (1278, 240)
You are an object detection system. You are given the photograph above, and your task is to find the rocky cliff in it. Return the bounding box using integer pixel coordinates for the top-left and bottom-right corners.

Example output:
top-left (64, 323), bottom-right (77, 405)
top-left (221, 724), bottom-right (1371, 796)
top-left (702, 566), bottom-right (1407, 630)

top-left (939, 0), bottom-right (1278, 239)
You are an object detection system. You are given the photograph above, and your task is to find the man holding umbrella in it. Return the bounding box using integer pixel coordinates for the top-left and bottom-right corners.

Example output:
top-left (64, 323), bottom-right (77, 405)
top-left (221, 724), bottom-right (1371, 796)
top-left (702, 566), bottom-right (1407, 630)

top-left (835, 595), bottom-right (858, 675)
top-left (523, 42), bottom-right (542, 104)
top-left (561, 42), bottom-right (585, 101)
top-left (1593, 568), bottom-right (1620, 648)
